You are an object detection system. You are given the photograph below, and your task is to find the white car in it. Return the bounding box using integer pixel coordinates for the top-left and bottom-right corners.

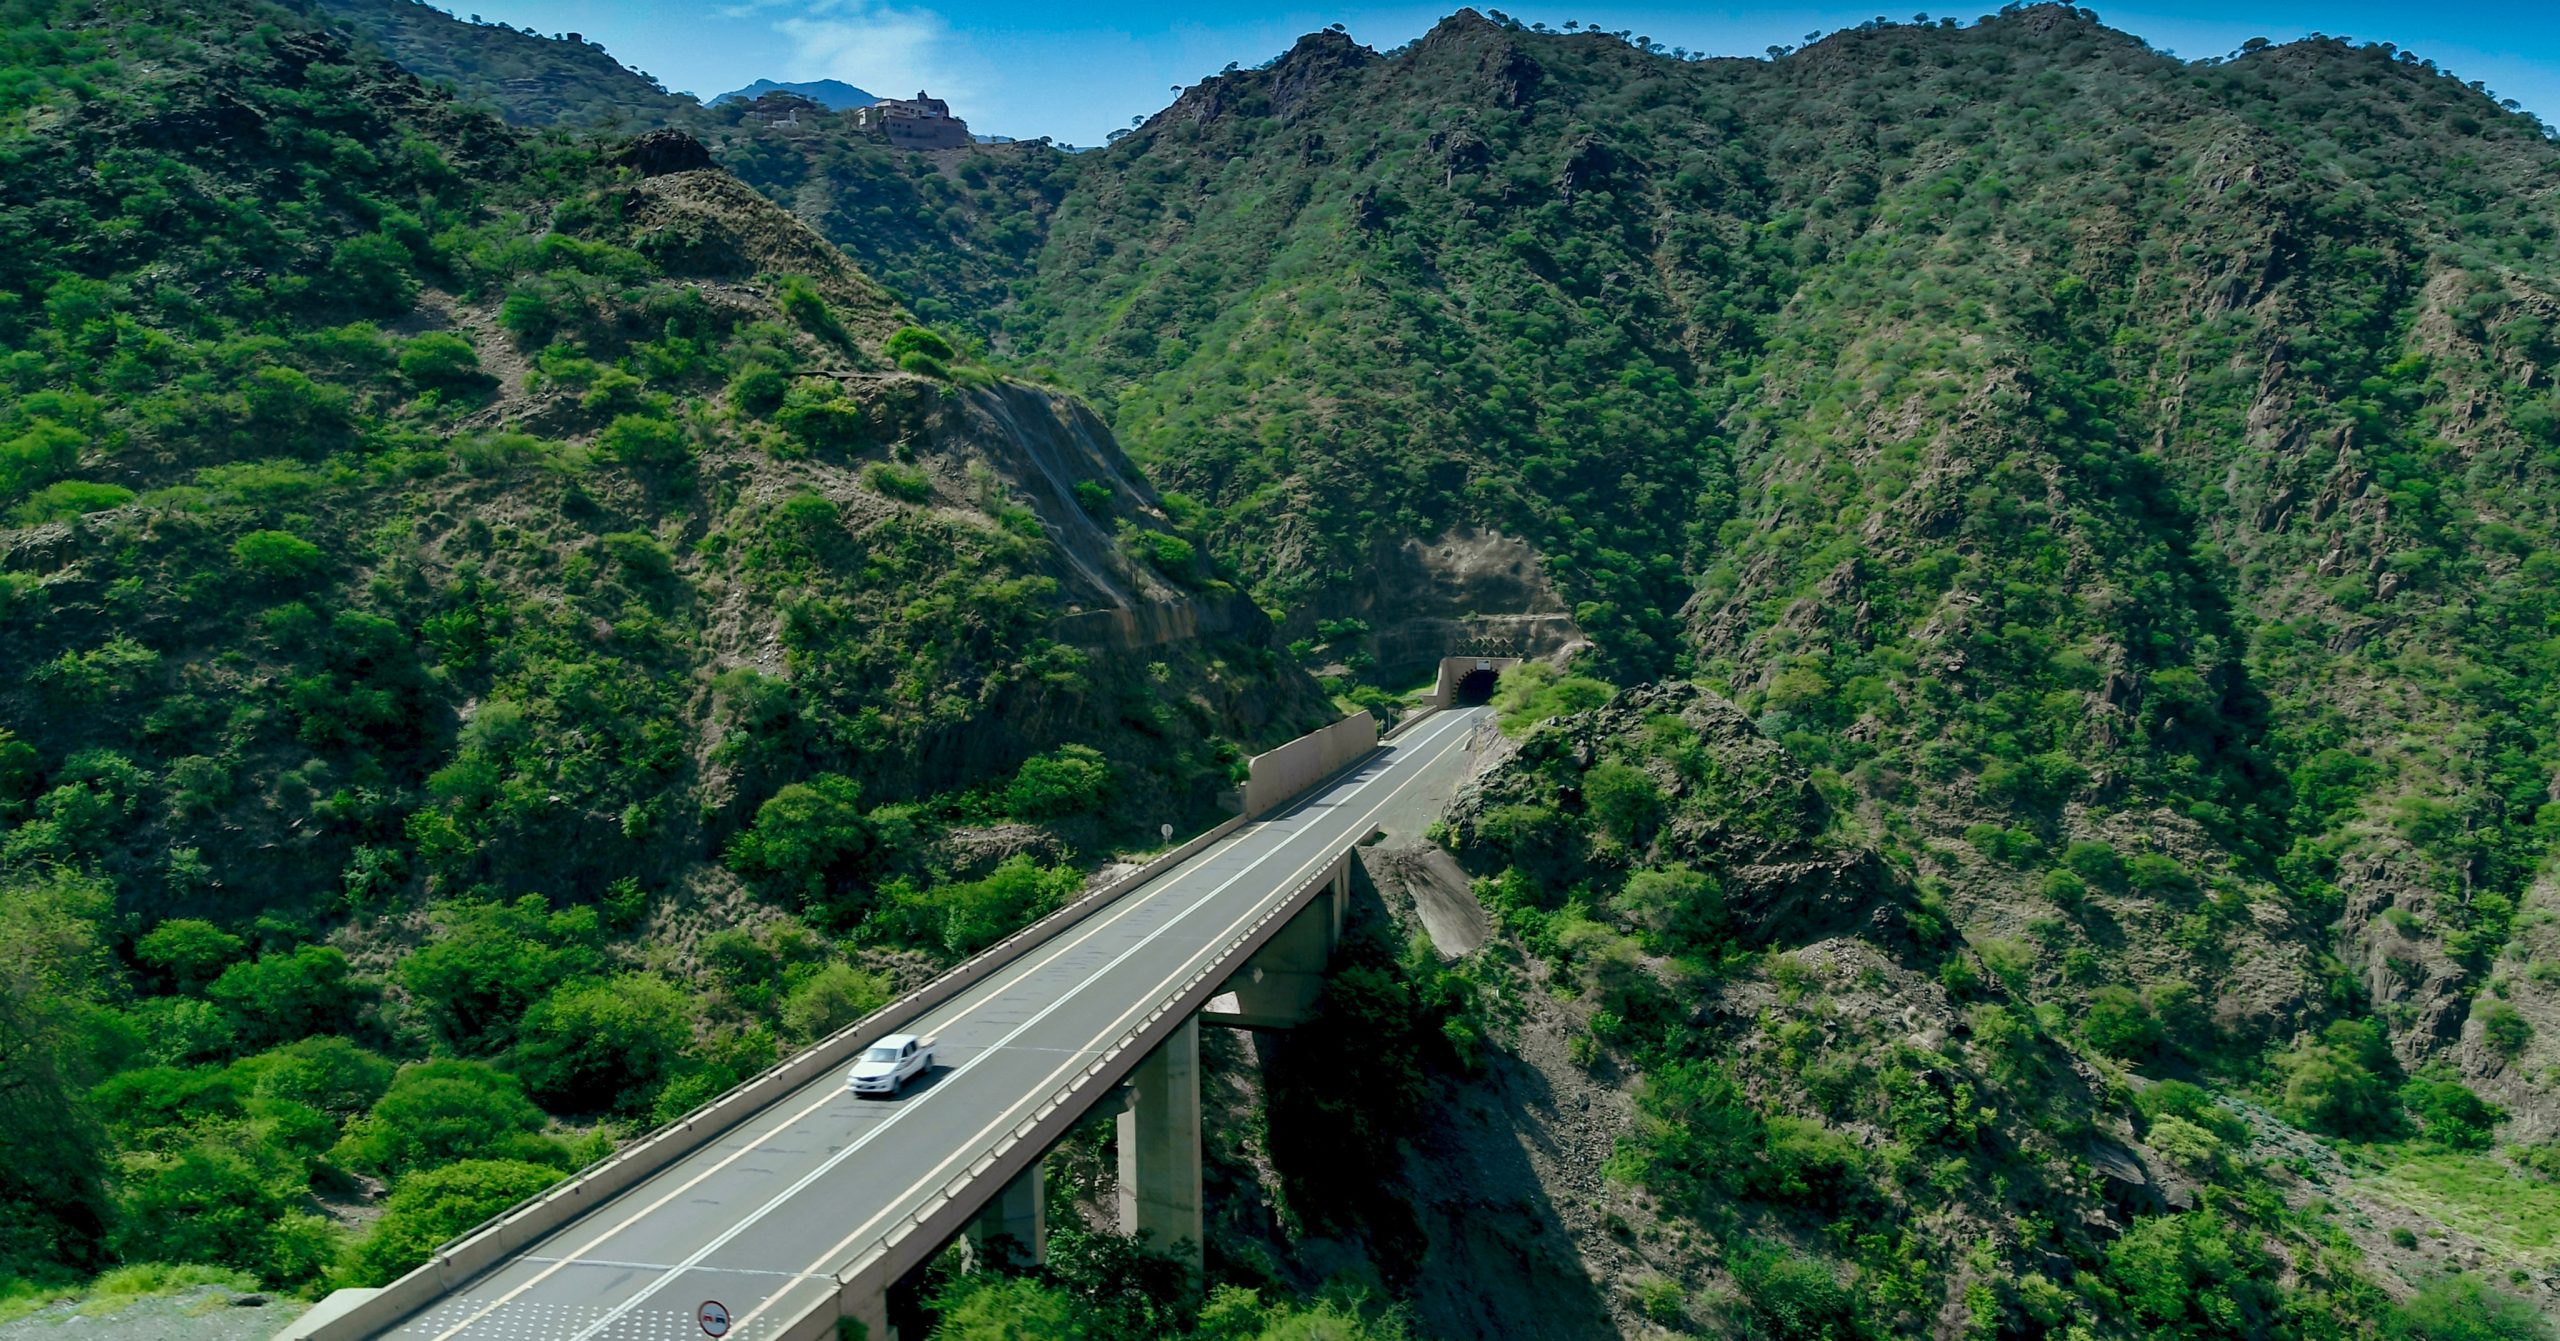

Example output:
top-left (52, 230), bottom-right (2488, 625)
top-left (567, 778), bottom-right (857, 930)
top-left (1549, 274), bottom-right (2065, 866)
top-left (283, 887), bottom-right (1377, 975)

top-left (846, 1034), bottom-right (934, 1097)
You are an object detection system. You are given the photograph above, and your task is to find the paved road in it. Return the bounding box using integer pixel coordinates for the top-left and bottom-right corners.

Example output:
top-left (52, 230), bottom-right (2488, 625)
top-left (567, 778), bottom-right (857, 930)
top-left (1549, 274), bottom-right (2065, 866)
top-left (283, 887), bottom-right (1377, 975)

top-left (385, 707), bottom-right (1489, 1341)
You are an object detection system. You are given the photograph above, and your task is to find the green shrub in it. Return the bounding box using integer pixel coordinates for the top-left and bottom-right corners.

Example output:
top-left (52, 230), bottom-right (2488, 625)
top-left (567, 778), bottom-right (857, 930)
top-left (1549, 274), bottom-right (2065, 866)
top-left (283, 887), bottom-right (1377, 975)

top-left (107, 1139), bottom-right (334, 1288)
top-left (2386, 1273), bottom-right (2554, 1340)
top-left (596, 413), bottom-right (689, 467)
top-left (883, 326), bottom-right (956, 364)
top-left (1072, 480), bottom-right (1113, 516)
top-left (2063, 840), bottom-right (2124, 888)
top-left (2100, 1211), bottom-right (2278, 1336)
top-left (333, 1060), bottom-right (568, 1177)
top-left (1004, 745), bottom-right (1108, 820)
top-left (601, 531), bottom-right (676, 582)
top-left (398, 332), bottom-right (489, 393)
top-left (329, 232), bottom-right (418, 314)
top-left (2477, 1001), bottom-right (2532, 1059)
top-left (1491, 662), bottom-right (1614, 734)
top-left (1731, 1250), bottom-right (1854, 1341)
top-left (775, 383), bottom-right (865, 450)
top-left (0, 421), bottom-right (83, 506)
top-left (728, 363), bottom-right (789, 416)
top-left (9, 479), bottom-right (131, 524)
top-left (233, 1036), bottom-right (395, 1120)
top-left (1127, 530), bottom-right (1194, 574)
top-left (864, 461), bottom-right (932, 502)
top-left (727, 775), bottom-right (881, 907)
top-left (2081, 985), bottom-right (2161, 1060)
top-left (779, 963), bottom-right (892, 1043)
top-left (348, 1158), bottom-right (565, 1286)
top-left (2399, 1077), bottom-right (2505, 1150)
top-left (230, 530), bottom-right (329, 583)
top-left (871, 857), bottom-right (1085, 959)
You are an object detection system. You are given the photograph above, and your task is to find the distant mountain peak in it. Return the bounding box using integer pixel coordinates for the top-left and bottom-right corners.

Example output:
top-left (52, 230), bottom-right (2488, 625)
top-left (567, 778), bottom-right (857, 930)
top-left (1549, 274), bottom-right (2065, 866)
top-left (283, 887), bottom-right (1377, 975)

top-left (712, 78), bottom-right (877, 110)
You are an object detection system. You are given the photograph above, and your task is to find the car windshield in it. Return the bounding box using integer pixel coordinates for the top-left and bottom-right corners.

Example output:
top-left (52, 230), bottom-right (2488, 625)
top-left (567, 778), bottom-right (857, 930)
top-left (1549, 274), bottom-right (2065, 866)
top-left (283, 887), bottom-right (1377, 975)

top-left (864, 1046), bottom-right (902, 1062)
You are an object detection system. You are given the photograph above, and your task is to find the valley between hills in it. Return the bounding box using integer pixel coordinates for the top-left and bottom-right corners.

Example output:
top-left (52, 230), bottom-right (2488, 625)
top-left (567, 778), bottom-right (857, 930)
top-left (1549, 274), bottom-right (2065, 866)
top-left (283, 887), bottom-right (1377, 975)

top-left (4, 0), bottom-right (2560, 1337)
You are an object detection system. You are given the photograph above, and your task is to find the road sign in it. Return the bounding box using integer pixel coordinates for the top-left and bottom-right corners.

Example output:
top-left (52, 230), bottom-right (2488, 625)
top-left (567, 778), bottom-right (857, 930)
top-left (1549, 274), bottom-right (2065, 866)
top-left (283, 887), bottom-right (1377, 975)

top-left (1160, 823), bottom-right (1174, 843)
top-left (697, 1300), bottom-right (732, 1337)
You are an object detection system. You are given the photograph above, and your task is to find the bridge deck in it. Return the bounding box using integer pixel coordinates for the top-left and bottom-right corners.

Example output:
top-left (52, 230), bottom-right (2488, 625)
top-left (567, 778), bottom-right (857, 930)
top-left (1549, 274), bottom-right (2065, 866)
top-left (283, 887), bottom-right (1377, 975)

top-left (386, 706), bottom-right (1487, 1341)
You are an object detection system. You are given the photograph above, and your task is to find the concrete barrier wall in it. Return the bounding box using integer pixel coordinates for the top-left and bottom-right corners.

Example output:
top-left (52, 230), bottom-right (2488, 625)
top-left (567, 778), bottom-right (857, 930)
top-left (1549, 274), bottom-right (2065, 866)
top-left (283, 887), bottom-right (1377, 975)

top-left (294, 812), bottom-right (1252, 1341)
top-left (1240, 713), bottom-right (1377, 818)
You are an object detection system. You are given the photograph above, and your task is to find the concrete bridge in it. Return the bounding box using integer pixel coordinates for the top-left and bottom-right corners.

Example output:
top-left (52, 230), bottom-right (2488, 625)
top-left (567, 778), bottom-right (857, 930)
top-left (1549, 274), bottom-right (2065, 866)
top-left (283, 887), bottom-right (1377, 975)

top-left (285, 706), bottom-right (1487, 1341)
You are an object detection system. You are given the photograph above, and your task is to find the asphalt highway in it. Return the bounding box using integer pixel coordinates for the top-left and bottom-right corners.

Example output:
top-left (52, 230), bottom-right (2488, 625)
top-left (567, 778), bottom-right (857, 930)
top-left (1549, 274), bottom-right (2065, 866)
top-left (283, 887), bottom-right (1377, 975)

top-left (384, 706), bottom-right (1489, 1341)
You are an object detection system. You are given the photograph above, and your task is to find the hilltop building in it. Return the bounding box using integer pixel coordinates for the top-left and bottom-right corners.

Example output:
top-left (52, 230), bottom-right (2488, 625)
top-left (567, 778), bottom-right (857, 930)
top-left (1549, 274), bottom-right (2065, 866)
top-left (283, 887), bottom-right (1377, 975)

top-left (851, 90), bottom-right (972, 149)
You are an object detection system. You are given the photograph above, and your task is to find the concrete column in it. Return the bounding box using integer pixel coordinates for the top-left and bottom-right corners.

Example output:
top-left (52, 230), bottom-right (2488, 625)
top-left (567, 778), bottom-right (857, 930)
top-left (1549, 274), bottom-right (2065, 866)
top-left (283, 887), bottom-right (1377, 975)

top-left (1116, 1015), bottom-right (1202, 1270)
top-left (839, 1282), bottom-right (891, 1341)
top-left (962, 1161), bottom-right (1045, 1271)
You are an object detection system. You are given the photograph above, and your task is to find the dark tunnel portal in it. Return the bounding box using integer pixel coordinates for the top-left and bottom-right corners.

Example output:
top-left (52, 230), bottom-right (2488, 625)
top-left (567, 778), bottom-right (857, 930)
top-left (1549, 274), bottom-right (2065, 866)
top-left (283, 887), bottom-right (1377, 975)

top-left (1454, 667), bottom-right (1500, 706)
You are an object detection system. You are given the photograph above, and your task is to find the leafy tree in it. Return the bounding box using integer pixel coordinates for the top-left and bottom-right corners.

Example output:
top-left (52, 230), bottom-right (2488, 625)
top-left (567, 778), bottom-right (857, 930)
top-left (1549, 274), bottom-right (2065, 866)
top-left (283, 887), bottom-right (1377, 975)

top-left (727, 775), bottom-right (881, 907)
top-left (510, 974), bottom-right (693, 1114)
top-left (232, 1036), bottom-right (396, 1121)
top-left (1005, 745), bottom-right (1109, 820)
top-left (206, 945), bottom-right (364, 1049)
top-left (398, 896), bottom-right (603, 1054)
top-left (2274, 1020), bottom-right (2405, 1138)
top-left (135, 918), bottom-right (246, 992)
top-left (1582, 761), bottom-right (1663, 845)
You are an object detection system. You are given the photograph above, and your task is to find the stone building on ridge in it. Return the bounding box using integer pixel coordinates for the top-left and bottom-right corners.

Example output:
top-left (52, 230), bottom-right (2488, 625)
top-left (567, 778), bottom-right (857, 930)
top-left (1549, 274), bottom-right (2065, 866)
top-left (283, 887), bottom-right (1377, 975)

top-left (851, 90), bottom-right (972, 150)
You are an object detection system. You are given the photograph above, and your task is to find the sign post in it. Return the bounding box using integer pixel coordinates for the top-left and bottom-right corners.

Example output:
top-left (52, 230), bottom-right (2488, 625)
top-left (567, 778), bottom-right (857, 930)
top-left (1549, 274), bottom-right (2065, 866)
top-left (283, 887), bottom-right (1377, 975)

top-left (697, 1300), bottom-right (732, 1337)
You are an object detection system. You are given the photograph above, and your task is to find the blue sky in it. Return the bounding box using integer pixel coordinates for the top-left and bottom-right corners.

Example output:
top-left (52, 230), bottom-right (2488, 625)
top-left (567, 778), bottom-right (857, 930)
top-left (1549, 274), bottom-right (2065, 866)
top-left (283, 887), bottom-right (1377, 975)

top-left (445, 0), bottom-right (2560, 146)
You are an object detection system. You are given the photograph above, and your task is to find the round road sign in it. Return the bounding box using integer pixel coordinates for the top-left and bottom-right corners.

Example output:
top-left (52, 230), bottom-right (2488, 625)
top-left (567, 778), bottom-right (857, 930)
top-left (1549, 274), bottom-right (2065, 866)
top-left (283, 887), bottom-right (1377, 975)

top-left (697, 1300), bottom-right (732, 1337)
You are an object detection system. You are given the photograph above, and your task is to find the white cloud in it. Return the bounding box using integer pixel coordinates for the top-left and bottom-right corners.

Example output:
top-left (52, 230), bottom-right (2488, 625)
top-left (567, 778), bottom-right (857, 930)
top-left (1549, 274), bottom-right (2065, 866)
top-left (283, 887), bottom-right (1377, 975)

top-left (763, 0), bottom-right (976, 105)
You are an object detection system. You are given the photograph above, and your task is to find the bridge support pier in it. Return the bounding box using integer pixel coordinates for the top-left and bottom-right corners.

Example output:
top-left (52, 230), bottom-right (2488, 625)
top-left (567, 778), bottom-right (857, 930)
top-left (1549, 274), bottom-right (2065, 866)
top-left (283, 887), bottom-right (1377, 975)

top-left (1117, 1014), bottom-right (1201, 1271)
top-left (840, 1284), bottom-right (891, 1341)
top-left (962, 1161), bottom-right (1045, 1270)
top-left (1203, 856), bottom-right (1349, 1030)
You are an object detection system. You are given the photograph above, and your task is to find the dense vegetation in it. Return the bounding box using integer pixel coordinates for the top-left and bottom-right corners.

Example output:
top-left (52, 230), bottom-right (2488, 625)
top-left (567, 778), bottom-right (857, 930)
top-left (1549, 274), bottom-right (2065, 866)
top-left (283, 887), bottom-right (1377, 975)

top-left (0, 0), bottom-right (1323, 1308)
top-left (14, 0), bottom-right (2560, 1335)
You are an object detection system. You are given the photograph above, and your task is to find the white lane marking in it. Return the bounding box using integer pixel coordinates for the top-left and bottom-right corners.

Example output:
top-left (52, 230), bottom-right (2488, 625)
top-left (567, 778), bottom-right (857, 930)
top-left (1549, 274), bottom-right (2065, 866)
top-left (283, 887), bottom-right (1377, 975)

top-left (412, 742), bottom-right (1404, 1341)
top-left (729, 708), bottom-right (1484, 1334)
top-left (573, 711), bottom-right (1479, 1341)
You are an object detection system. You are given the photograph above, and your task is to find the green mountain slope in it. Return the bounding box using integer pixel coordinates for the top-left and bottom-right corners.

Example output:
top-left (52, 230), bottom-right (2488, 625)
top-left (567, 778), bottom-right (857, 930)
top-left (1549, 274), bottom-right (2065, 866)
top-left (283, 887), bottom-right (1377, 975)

top-left (0, 0), bottom-right (1325, 1296)
top-left (16, 0), bottom-right (2560, 1335)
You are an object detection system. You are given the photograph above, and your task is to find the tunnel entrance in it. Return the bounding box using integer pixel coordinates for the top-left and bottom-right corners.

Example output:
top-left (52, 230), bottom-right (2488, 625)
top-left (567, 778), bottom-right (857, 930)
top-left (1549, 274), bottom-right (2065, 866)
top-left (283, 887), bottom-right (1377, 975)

top-left (1454, 667), bottom-right (1499, 706)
